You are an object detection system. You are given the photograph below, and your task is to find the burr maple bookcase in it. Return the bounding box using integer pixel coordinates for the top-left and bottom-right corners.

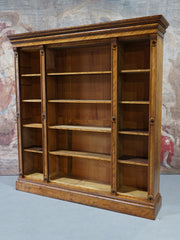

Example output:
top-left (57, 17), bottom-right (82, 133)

top-left (9, 15), bottom-right (168, 219)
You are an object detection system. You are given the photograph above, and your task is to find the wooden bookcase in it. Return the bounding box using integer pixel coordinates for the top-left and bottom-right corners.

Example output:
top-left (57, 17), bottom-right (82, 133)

top-left (9, 15), bottom-right (169, 219)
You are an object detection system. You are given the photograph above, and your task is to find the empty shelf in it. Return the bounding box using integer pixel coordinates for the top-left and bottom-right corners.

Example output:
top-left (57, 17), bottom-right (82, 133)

top-left (49, 125), bottom-right (111, 133)
top-left (23, 123), bottom-right (42, 128)
top-left (21, 74), bottom-right (41, 77)
top-left (48, 99), bottom-right (111, 104)
top-left (22, 99), bottom-right (41, 103)
top-left (24, 147), bottom-right (43, 154)
top-left (51, 177), bottom-right (111, 192)
top-left (49, 150), bottom-right (111, 161)
top-left (24, 173), bottom-right (43, 181)
top-left (118, 130), bottom-right (149, 136)
top-left (120, 69), bottom-right (150, 73)
top-left (118, 157), bottom-right (148, 166)
top-left (47, 71), bottom-right (112, 76)
top-left (119, 101), bottom-right (149, 104)
top-left (118, 185), bottom-right (148, 199)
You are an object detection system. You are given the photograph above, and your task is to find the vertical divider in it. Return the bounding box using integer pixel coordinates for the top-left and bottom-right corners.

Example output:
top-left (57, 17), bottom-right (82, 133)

top-left (148, 36), bottom-right (157, 200)
top-left (14, 47), bottom-right (24, 178)
top-left (40, 46), bottom-right (49, 182)
top-left (111, 38), bottom-right (119, 194)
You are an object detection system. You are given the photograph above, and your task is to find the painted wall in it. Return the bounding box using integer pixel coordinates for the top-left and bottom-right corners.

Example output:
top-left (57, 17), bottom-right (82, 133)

top-left (0, 0), bottom-right (180, 175)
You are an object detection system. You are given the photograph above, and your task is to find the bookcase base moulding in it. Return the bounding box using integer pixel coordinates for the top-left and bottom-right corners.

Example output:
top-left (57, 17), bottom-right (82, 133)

top-left (9, 15), bottom-right (169, 220)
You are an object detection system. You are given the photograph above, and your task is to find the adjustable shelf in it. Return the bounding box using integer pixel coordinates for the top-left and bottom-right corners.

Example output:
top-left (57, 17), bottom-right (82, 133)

top-left (49, 125), bottom-right (111, 133)
top-left (21, 74), bottom-right (41, 77)
top-left (118, 157), bottom-right (148, 166)
top-left (49, 150), bottom-right (111, 162)
top-left (118, 130), bottom-right (149, 136)
top-left (119, 101), bottom-right (149, 105)
top-left (47, 71), bottom-right (111, 76)
top-left (48, 100), bottom-right (111, 104)
top-left (22, 99), bottom-right (41, 103)
top-left (24, 147), bottom-right (43, 154)
top-left (23, 123), bottom-right (42, 128)
top-left (120, 69), bottom-right (150, 73)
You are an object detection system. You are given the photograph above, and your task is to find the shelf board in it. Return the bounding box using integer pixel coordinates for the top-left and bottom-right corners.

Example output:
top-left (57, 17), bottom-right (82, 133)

top-left (47, 71), bottom-right (112, 76)
top-left (21, 74), bottom-right (41, 77)
top-left (119, 101), bottom-right (149, 104)
top-left (48, 99), bottom-right (111, 104)
top-left (118, 130), bottom-right (149, 136)
top-left (22, 99), bottom-right (41, 103)
top-left (23, 123), bottom-right (42, 128)
top-left (120, 69), bottom-right (150, 73)
top-left (118, 157), bottom-right (148, 166)
top-left (24, 173), bottom-right (43, 181)
top-left (49, 150), bottom-right (111, 161)
top-left (49, 125), bottom-right (111, 133)
top-left (51, 177), bottom-right (111, 192)
top-left (117, 185), bottom-right (148, 199)
top-left (24, 147), bottom-right (43, 154)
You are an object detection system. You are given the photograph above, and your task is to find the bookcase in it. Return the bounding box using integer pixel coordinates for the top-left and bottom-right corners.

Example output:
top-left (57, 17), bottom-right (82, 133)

top-left (9, 15), bottom-right (169, 219)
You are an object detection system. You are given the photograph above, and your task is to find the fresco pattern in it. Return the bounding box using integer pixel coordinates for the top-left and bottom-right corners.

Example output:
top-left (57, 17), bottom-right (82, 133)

top-left (0, 0), bottom-right (180, 174)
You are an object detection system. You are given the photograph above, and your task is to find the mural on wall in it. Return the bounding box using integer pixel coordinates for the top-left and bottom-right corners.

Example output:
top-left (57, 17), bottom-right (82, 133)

top-left (0, 0), bottom-right (180, 175)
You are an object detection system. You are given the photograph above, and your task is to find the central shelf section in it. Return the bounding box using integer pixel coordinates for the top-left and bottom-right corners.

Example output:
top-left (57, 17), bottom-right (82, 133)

top-left (49, 125), bottom-right (111, 133)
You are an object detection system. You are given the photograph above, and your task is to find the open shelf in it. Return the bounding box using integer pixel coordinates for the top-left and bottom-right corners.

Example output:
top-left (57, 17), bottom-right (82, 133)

top-left (23, 123), bottom-right (42, 128)
top-left (51, 177), bottom-right (111, 192)
top-left (24, 172), bottom-right (44, 181)
top-left (47, 71), bottom-right (111, 76)
top-left (118, 157), bottom-right (148, 166)
top-left (120, 69), bottom-right (150, 73)
top-left (21, 73), bottom-right (41, 77)
top-left (118, 130), bottom-right (149, 136)
top-left (22, 99), bottom-right (41, 103)
top-left (24, 147), bottom-right (43, 154)
top-left (119, 101), bottom-right (149, 104)
top-left (49, 125), bottom-right (111, 133)
top-left (48, 100), bottom-right (111, 104)
top-left (117, 186), bottom-right (148, 199)
top-left (49, 150), bottom-right (111, 161)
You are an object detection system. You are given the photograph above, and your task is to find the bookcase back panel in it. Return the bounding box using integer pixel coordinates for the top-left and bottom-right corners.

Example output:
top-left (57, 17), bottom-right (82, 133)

top-left (47, 75), bottom-right (111, 100)
top-left (22, 128), bottom-right (42, 149)
top-left (121, 73), bottom-right (149, 101)
top-left (49, 155), bottom-right (68, 179)
top-left (119, 135), bottom-right (148, 158)
top-left (21, 77), bottom-right (41, 100)
top-left (23, 152), bottom-right (43, 175)
top-left (21, 103), bottom-right (41, 124)
top-left (48, 103), bottom-right (111, 127)
top-left (120, 104), bottom-right (149, 130)
top-left (20, 50), bottom-right (40, 74)
top-left (118, 164), bottom-right (148, 190)
top-left (122, 40), bottom-right (150, 70)
top-left (47, 44), bottom-right (111, 72)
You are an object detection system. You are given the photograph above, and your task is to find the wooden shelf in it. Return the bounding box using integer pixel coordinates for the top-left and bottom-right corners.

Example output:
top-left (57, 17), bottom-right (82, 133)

top-left (49, 125), bottom-right (111, 133)
top-left (21, 74), bottom-right (41, 77)
top-left (24, 173), bottom-right (43, 181)
top-left (119, 101), bottom-right (149, 104)
top-left (23, 123), bottom-right (42, 128)
top-left (120, 69), bottom-right (150, 73)
top-left (22, 99), bottom-right (41, 103)
top-left (117, 185), bottom-right (148, 199)
top-left (48, 99), bottom-right (111, 104)
top-left (47, 71), bottom-right (112, 76)
top-left (49, 150), bottom-right (111, 161)
top-left (51, 177), bottom-right (111, 192)
top-left (24, 147), bottom-right (43, 154)
top-left (118, 130), bottom-right (149, 136)
top-left (118, 157), bottom-right (148, 166)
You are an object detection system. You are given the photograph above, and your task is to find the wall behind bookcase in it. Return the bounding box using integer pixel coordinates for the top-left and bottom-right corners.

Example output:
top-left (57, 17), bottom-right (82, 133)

top-left (0, 0), bottom-right (179, 175)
